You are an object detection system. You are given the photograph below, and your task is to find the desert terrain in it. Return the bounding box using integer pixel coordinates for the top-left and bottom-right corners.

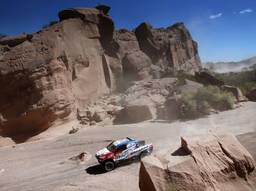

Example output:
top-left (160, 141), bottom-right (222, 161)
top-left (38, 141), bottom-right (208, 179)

top-left (0, 101), bottom-right (255, 191)
top-left (1, 4), bottom-right (256, 191)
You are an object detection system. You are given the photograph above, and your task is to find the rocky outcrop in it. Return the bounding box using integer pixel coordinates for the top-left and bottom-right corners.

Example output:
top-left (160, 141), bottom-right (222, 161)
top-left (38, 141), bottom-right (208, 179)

top-left (76, 94), bottom-right (122, 125)
top-left (0, 5), bottom-right (201, 142)
top-left (113, 105), bottom-right (152, 124)
top-left (0, 33), bottom-right (33, 47)
top-left (135, 22), bottom-right (201, 76)
top-left (246, 89), bottom-right (256, 101)
top-left (178, 79), bottom-right (203, 94)
top-left (78, 78), bottom-right (179, 125)
top-left (222, 85), bottom-right (247, 102)
top-left (114, 29), bottom-right (140, 57)
top-left (123, 78), bottom-right (178, 120)
top-left (195, 71), bottom-right (224, 86)
top-left (0, 7), bottom-right (113, 142)
top-left (122, 51), bottom-right (152, 82)
top-left (139, 134), bottom-right (256, 191)
top-left (114, 22), bottom-right (202, 81)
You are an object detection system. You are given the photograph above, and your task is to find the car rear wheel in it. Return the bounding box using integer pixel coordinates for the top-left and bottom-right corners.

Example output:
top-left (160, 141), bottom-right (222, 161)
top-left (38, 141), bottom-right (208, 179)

top-left (104, 161), bottom-right (115, 172)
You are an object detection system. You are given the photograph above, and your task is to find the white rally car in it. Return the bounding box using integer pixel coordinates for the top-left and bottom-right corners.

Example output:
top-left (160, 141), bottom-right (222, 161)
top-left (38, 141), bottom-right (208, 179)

top-left (95, 137), bottom-right (153, 171)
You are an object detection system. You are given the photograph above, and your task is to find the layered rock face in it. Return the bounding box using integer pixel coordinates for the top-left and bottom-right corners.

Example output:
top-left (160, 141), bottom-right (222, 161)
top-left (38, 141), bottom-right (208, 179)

top-left (0, 7), bottom-right (114, 142)
top-left (139, 134), bottom-right (256, 191)
top-left (0, 5), bottom-right (201, 142)
top-left (135, 22), bottom-right (201, 76)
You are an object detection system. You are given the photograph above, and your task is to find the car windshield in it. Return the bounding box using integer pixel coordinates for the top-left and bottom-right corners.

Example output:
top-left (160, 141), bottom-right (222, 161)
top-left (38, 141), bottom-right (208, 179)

top-left (106, 141), bottom-right (117, 151)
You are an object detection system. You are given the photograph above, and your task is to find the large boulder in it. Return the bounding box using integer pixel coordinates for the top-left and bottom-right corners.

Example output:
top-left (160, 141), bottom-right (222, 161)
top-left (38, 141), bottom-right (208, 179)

top-left (113, 105), bottom-right (153, 124)
top-left (124, 78), bottom-right (178, 119)
top-left (139, 156), bottom-right (169, 191)
top-left (122, 51), bottom-right (152, 83)
top-left (178, 79), bottom-right (203, 94)
top-left (246, 89), bottom-right (256, 101)
top-left (139, 134), bottom-right (256, 191)
top-left (222, 85), bottom-right (247, 102)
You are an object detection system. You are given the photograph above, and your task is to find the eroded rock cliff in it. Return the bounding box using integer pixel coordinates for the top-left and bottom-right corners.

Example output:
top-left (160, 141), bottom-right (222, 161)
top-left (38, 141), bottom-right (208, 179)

top-left (0, 5), bottom-right (201, 142)
top-left (139, 134), bottom-right (256, 191)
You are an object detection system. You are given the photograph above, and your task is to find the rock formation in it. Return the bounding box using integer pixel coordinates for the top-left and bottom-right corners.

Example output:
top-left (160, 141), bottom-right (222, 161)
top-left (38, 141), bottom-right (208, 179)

top-left (195, 71), bottom-right (224, 86)
top-left (139, 134), bottom-right (256, 191)
top-left (0, 5), bottom-right (201, 142)
top-left (246, 89), bottom-right (256, 101)
top-left (221, 85), bottom-right (247, 102)
top-left (135, 22), bottom-right (201, 76)
top-left (114, 78), bottom-right (178, 124)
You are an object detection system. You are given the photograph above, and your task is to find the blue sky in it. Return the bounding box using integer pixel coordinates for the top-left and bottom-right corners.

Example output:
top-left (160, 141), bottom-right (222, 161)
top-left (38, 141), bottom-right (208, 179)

top-left (0, 0), bottom-right (255, 62)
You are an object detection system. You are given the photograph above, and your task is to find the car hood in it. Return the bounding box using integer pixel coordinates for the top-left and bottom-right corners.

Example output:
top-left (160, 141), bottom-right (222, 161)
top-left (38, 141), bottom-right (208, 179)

top-left (96, 147), bottom-right (111, 156)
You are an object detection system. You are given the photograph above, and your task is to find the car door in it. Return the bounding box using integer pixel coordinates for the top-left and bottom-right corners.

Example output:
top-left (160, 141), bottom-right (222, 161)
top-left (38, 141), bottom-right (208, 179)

top-left (115, 144), bottom-right (129, 161)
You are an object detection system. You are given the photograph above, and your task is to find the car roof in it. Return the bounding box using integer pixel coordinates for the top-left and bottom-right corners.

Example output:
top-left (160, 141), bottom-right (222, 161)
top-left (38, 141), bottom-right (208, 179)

top-left (113, 138), bottom-right (136, 146)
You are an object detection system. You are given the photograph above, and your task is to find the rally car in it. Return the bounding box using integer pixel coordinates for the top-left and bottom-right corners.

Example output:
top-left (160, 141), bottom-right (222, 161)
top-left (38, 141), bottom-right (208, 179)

top-left (95, 137), bottom-right (153, 171)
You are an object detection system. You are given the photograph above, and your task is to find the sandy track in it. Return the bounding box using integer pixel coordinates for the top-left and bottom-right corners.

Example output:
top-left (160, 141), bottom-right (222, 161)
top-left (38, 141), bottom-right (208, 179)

top-left (0, 102), bottom-right (256, 191)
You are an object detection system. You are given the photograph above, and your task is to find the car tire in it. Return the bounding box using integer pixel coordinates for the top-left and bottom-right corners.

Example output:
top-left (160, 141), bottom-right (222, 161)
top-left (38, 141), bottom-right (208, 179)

top-left (104, 161), bottom-right (115, 172)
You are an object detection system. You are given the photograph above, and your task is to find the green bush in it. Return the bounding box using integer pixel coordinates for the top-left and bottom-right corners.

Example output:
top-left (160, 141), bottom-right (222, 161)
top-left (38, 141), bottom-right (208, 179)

top-left (214, 69), bottom-right (256, 94)
top-left (168, 183), bottom-right (177, 191)
top-left (178, 86), bottom-right (235, 119)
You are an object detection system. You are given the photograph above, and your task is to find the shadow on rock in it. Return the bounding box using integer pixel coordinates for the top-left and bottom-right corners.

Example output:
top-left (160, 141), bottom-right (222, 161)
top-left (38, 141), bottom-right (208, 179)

top-left (171, 147), bottom-right (190, 156)
top-left (171, 137), bottom-right (191, 156)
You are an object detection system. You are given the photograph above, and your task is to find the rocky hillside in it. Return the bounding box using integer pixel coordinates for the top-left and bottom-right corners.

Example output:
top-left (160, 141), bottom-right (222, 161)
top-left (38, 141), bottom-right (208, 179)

top-left (0, 5), bottom-right (201, 143)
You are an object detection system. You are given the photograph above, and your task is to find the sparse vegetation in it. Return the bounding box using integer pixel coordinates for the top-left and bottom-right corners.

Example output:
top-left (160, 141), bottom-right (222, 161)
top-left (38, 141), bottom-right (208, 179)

top-left (214, 68), bottom-right (256, 94)
top-left (178, 86), bottom-right (235, 119)
top-left (168, 183), bottom-right (177, 191)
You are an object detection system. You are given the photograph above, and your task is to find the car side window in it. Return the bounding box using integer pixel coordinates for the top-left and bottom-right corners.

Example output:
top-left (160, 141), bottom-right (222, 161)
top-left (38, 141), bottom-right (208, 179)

top-left (118, 144), bottom-right (127, 151)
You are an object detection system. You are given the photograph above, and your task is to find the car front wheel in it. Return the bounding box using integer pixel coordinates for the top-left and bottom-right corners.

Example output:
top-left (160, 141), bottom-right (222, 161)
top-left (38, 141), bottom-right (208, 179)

top-left (104, 161), bottom-right (115, 172)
